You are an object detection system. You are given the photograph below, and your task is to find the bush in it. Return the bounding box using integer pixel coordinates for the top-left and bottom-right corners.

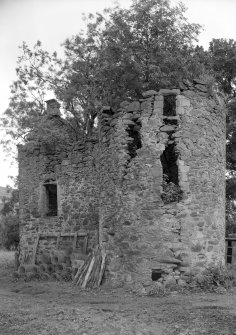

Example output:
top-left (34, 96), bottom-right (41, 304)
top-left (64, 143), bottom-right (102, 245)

top-left (161, 178), bottom-right (183, 204)
top-left (187, 265), bottom-right (236, 291)
top-left (146, 282), bottom-right (169, 297)
top-left (0, 214), bottom-right (19, 250)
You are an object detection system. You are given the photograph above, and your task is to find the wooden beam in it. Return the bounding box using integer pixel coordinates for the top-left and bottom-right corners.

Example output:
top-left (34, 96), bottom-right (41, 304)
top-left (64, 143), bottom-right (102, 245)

top-left (73, 232), bottom-right (78, 252)
top-left (56, 233), bottom-right (61, 249)
top-left (83, 235), bottom-right (88, 254)
top-left (39, 232), bottom-right (88, 238)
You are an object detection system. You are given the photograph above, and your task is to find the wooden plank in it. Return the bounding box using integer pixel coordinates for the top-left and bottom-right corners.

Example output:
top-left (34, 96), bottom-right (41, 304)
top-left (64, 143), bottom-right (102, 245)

top-left (97, 250), bottom-right (106, 287)
top-left (81, 256), bottom-right (95, 288)
top-left (72, 232), bottom-right (78, 252)
top-left (73, 260), bottom-right (85, 284)
top-left (32, 233), bottom-right (40, 264)
top-left (39, 233), bottom-right (58, 238)
top-left (225, 241), bottom-right (228, 264)
top-left (90, 253), bottom-right (102, 288)
top-left (56, 233), bottom-right (61, 249)
top-left (76, 254), bottom-right (92, 286)
top-left (39, 232), bottom-right (88, 238)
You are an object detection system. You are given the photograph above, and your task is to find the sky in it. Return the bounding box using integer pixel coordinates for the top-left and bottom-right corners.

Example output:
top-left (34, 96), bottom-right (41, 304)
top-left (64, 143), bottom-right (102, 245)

top-left (0, 0), bottom-right (236, 187)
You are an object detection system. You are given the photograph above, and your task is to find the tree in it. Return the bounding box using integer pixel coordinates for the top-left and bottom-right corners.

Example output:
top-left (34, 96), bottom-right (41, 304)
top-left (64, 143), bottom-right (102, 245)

top-left (208, 39), bottom-right (236, 235)
top-left (99, 0), bottom-right (203, 94)
top-left (0, 188), bottom-right (19, 250)
top-left (1, 0), bottom-right (206, 144)
top-left (209, 38), bottom-right (236, 96)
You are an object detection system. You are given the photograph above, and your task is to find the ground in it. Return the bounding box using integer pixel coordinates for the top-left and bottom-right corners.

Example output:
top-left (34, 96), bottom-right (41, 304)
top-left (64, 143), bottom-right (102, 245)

top-left (1, 251), bottom-right (236, 335)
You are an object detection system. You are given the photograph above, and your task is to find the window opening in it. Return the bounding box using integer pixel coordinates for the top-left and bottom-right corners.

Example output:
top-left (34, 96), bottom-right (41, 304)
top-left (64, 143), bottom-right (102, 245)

top-left (160, 143), bottom-right (179, 185)
top-left (163, 118), bottom-right (178, 126)
top-left (226, 241), bottom-right (232, 264)
top-left (163, 95), bottom-right (176, 116)
top-left (127, 121), bottom-right (142, 159)
top-left (160, 143), bottom-right (183, 203)
top-left (152, 269), bottom-right (162, 281)
top-left (44, 183), bottom-right (58, 216)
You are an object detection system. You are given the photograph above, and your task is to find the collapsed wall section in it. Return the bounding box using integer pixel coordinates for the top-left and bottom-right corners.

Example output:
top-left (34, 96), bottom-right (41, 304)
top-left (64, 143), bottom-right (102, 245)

top-left (99, 80), bottom-right (226, 287)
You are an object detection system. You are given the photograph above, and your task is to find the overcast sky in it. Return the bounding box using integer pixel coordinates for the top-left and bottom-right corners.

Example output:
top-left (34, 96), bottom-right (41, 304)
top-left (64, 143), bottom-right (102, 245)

top-left (0, 0), bottom-right (236, 187)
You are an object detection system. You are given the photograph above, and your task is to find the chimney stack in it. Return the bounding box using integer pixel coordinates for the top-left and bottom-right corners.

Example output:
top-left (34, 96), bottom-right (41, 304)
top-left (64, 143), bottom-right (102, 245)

top-left (45, 99), bottom-right (61, 117)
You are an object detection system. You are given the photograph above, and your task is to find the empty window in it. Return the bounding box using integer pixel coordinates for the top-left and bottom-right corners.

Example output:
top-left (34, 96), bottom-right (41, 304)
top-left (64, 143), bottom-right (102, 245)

top-left (44, 183), bottom-right (58, 216)
top-left (152, 269), bottom-right (162, 281)
top-left (163, 95), bottom-right (176, 116)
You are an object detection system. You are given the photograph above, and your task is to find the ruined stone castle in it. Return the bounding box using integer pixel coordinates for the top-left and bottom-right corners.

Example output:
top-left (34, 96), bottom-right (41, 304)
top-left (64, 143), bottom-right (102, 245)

top-left (18, 79), bottom-right (226, 287)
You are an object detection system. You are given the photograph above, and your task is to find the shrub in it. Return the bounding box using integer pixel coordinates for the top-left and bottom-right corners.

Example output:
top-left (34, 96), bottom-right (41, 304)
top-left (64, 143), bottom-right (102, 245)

top-left (0, 214), bottom-right (19, 250)
top-left (161, 176), bottom-right (183, 204)
top-left (146, 282), bottom-right (169, 297)
top-left (187, 265), bottom-right (236, 291)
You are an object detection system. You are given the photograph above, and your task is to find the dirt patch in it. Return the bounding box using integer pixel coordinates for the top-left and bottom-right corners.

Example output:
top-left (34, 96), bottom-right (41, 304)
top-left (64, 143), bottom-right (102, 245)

top-left (1, 250), bottom-right (236, 334)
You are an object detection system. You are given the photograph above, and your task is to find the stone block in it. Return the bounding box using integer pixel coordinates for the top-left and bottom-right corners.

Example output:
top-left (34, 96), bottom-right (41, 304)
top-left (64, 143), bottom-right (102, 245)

top-left (126, 101), bottom-right (141, 112)
top-left (159, 89), bottom-right (180, 95)
top-left (176, 95), bottom-right (191, 108)
top-left (159, 257), bottom-right (182, 264)
top-left (160, 125), bottom-right (176, 132)
top-left (142, 90), bottom-right (158, 97)
top-left (193, 78), bottom-right (207, 85)
top-left (195, 84), bottom-right (208, 92)
top-left (154, 100), bottom-right (163, 109)
top-left (120, 101), bottom-right (130, 108)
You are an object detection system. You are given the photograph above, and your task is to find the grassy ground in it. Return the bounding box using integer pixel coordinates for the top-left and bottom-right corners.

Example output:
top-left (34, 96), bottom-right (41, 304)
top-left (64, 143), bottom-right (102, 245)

top-left (1, 250), bottom-right (236, 335)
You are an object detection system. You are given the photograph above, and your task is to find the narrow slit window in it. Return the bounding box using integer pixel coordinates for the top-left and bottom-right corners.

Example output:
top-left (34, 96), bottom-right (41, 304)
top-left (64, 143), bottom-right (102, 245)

top-left (163, 95), bottom-right (176, 116)
top-left (44, 183), bottom-right (58, 216)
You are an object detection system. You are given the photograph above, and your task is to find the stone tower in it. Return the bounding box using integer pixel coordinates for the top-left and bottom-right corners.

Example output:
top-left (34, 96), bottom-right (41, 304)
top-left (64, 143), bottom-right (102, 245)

top-left (98, 80), bottom-right (226, 286)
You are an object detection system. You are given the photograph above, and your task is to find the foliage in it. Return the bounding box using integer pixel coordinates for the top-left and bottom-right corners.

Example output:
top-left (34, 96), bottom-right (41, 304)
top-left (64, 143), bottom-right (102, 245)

top-left (146, 282), bottom-right (169, 296)
top-left (209, 39), bottom-right (236, 96)
top-left (0, 189), bottom-right (19, 250)
top-left (1, 189), bottom-right (19, 216)
top-left (226, 178), bottom-right (236, 236)
top-left (207, 39), bottom-right (236, 220)
top-left (1, 0), bottom-right (206, 147)
top-left (0, 215), bottom-right (19, 250)
top-left (226, 98), bottom-right (236, 232)
top-left (161, 174), bottom-right (183, 204)
top-left (187, 265), bottom-right (236, 291)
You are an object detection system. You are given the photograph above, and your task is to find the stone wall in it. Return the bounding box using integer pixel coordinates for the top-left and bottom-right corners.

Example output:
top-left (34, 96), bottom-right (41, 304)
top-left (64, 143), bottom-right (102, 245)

top-left (18, 104), bottom-right (99, 262)
top-left (18, 81), bottom-right (226, 287)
